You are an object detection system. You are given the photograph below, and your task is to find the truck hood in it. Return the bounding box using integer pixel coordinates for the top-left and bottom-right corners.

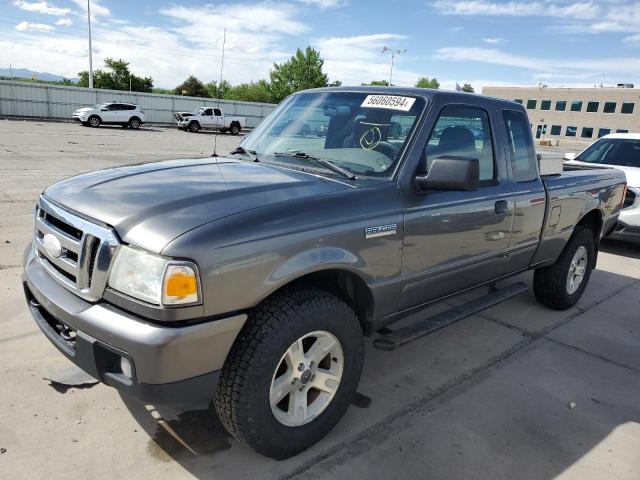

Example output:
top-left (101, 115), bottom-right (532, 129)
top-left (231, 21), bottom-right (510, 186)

top-left (567, 160), bottom-right (640, 188)
top-left (44, 158), bottom-right (351, 253)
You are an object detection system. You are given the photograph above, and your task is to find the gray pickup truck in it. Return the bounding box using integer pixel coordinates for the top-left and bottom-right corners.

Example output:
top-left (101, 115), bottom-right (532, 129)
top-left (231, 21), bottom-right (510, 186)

top-left (23, 87), bottom-right (626, 459)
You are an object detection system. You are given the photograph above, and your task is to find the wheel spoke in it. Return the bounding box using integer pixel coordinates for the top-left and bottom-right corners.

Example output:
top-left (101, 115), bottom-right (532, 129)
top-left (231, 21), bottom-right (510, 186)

top-left (306, 335), bottom-right (337, 364)
top-left (311, 369), bottom-right (340, 394)
top-left (286, 338), bottom-right (306, 367)
top-left (289, 390), bottom-right (308, 426)
top-left (575, 263), bottom-right (586, 276)
top-left (270, 373), bottom-right (295, 406)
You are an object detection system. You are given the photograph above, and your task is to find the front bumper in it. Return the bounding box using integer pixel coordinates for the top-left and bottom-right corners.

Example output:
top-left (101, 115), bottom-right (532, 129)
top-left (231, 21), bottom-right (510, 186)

top-left (23, 245), bottom-right (246, 406)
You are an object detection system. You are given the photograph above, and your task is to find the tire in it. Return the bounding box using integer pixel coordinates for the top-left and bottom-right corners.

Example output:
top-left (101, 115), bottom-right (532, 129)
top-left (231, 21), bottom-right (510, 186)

top-left (229, 123), bottom-right (240, 135)
top-left (533, 226), bottom-right (595, 310)
top-left (189, 121), bottom-right (200, 133)
top-left (129, 117), bottom-right (141, 129)
top-left (214, 287), bottom-right (364, 459)
top-left (88, 115), bottom-right (101, 128)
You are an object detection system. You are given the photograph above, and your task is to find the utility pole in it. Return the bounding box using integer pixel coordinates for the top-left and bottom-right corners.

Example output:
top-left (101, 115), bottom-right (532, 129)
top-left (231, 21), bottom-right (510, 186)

top-left (217, 27), bottom-right (226, 99)
top-left (381, 47), bottom-right (407, 86)
top-left (87, 0), bottom-right (94, 89)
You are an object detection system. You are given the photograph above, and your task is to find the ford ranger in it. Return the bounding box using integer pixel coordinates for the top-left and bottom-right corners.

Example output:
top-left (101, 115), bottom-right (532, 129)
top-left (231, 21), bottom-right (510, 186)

top-left (23, 87), bottom-right (626, 459)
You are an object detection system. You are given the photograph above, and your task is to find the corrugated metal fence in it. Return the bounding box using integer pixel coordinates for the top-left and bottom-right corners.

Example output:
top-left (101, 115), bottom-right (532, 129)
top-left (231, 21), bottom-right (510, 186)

top-left (0, 80), bottom-right (277, 127)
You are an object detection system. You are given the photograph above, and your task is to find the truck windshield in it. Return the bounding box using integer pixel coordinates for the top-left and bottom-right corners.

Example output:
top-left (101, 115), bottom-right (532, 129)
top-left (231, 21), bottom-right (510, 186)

top-left (241, 91), bottom-right (426, 177)
top-left (576, 138), bottom-right (640, 167)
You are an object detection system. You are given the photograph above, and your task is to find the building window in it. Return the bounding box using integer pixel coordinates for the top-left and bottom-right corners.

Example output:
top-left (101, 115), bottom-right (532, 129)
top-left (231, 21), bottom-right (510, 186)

top-left (514, 99), bottom-right (523, 104)
top-left (603, 102), bottom-right (616, 113)
top-left (555, 101), bottom-right (566, 111)
top-left (621, 103), bottom-right (635, 114)
top-left (526, 99), bottom-right (537, 109)
top-left (541, 100), bottom-right (551, 110)
top-left (570, 101), bottom-right (582, 112)
top-left (581, 127), bottom-right (594, 138)
top-left (566, 126), bottom-right (577, 137)
top-left (550, 125), bottom-right (562, 135)
top-left (586, 101), bottom-right (599, 112)
top-left (598, 128), bottom-right (611, 138)
top-left (617, 129), bottom-right (629, 133)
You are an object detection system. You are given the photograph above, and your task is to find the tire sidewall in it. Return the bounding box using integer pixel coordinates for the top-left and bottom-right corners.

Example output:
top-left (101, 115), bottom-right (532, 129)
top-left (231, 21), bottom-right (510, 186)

top-left (560, 229), bottom-right (595, 305)
top-left (230, 123), bottom-right (240, 135)
top-left (226, 294), bottom-right (363, 457)
top-left (129, 117), bottom-right (141, 129)
top-left (89, 116), bottom-right (100, 127)
top-left (189, 121), bottom-right (200, 133)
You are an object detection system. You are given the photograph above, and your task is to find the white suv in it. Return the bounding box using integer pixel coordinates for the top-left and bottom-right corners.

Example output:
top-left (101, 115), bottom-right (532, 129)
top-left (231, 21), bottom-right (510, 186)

top-left (73, 103), bottom-right (145, 129)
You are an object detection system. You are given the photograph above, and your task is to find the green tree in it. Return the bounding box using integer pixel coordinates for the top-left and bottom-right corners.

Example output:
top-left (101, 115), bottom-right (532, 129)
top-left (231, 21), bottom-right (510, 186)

top-left (415, 76), bottom-right (440, 89)
top-left (362, 80), bottom-right (390, 86)
top-left (205, 79), bottom-right (232, 99)
top-left (78, 58), bottom-right (153, 92)
top-left (224, 80), bottom-right (272, 103)
top-left (269, 47), bottom-right (329, 103)
top-left (174, 75), bottom-right (209, 97)
top-left (461, 83), bottom-right (474, 93)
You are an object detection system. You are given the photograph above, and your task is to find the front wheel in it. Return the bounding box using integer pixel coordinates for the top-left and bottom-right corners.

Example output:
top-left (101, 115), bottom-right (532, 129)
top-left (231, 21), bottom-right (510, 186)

top-left (88, 115), bottom-right (101, 128)
top-left (533, 226), bottom-right (595, 310)
top-left (189, 121), bottom-right (200, 133)
top-left (214, 288), bottom-right (364, 459)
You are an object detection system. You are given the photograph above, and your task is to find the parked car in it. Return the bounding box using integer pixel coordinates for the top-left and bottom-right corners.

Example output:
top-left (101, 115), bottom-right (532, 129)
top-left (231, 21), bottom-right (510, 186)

top-left (24, 87), bottom-right (626, 459)
top-left (72, 102), bottom-right (145, 129)
top-left (175, 107), bottom-right (245, 134)
top-left (564, 133), bottom-right (640, 243)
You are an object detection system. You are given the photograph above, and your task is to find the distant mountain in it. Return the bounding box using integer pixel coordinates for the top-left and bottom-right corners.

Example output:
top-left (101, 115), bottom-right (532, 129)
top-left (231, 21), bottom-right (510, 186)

top-left (0, 67), bottom-right (78, 82)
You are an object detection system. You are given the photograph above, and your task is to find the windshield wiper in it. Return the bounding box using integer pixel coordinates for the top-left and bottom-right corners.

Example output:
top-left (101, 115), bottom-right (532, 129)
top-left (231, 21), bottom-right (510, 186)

top-left (230, 146), bottom-right (259, 162)
top-left (272, 151), bottom-right (356, 180)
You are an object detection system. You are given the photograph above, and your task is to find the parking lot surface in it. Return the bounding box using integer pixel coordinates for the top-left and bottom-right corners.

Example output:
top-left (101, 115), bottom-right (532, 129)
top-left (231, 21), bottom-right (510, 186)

top-left (1, 120), bottom-right (639, 479)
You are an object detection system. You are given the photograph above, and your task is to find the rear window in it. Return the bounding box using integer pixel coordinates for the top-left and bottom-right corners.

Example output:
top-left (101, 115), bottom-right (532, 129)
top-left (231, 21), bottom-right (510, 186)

top-left (576, 138), bottom-right (640, 167)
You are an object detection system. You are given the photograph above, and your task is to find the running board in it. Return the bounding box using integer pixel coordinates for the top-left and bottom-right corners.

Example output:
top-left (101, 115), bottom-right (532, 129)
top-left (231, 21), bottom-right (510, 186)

top-left (373, 282), bottom-right (528, 351)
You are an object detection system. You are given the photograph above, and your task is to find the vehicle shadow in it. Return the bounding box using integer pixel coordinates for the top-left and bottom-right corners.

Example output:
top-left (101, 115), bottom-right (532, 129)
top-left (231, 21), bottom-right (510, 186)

top-left (600, 238), bottom-right (640, 259)
top-left (119, 266), bottom-right (640, 480)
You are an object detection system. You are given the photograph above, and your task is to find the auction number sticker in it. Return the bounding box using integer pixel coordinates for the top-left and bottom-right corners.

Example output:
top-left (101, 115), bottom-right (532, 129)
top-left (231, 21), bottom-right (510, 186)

top-left (361, 95), bottom-right (416, 112)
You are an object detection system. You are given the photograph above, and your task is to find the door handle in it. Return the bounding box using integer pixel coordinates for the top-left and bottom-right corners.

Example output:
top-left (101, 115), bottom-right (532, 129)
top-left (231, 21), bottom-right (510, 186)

top-left (495, 200), bottom-right (509, 215)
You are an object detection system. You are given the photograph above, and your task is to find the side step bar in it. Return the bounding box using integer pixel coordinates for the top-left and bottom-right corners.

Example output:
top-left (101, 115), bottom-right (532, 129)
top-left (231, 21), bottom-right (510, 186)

top-left (373, 282), bottom-right (528, 351)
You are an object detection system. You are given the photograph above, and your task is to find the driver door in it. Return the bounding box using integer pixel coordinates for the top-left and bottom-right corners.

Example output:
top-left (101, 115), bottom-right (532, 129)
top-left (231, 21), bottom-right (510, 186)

top-left (201, 108), bottom-right (214, 128)
top-left (400, 103), bottom-right (515, 310)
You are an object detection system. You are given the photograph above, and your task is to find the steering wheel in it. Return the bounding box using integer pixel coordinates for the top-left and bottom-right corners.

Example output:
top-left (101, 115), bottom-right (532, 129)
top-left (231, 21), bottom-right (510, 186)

top-left (371, 141), bottom-right (399, 160)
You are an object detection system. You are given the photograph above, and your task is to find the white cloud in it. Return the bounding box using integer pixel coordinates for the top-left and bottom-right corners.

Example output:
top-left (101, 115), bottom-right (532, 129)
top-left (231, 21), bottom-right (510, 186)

top-left (297, 0), bottom-right (346, 7)
top-left (624, 33), bottom-right (640, 43)
top-left (433, 1), bottom-right (600, 20)
top-left (434, 46), bottom-right (640, 77)
top-left (55, 18), bottom-right (72, 26)
top-left (15, 21), bottom-right (55, 32)
top-left (68, 0), bottom-right (111, 17)
top-left (482, 37), bottom-right (504, 44)
top-left (314, 33), bottom-right (421, 86)
top-left (13, 1), bottom-right (70, 16)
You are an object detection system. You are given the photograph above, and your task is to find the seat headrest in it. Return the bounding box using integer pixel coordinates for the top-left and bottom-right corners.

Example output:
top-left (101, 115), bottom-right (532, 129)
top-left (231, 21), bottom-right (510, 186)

top-left (438, 126), bottom-right (476, 154)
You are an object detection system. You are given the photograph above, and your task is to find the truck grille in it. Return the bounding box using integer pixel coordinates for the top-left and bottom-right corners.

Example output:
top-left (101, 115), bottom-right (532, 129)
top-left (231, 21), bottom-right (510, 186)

top-left (623, 189), bottom-right (637, 209)
top-left (33, 197), bottom-right (120, 302)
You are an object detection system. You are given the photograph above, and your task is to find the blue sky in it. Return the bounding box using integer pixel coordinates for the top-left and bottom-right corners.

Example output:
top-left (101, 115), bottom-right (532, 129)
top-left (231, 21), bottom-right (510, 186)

top-left (1, 0), bottom-right (640, 91)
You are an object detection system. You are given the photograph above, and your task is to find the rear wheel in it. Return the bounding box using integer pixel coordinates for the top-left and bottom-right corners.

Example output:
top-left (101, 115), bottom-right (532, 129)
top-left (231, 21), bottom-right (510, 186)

top-left (533, 226), bottom-right (595, 310)
top-left (229, 123), bottom-right (240, 135)
top-left (214, 288), bottom-right (364, 459)
top-left (88, 115), bottom-right (101, 128)
top-left (129, 117), bottom-right (141, 129)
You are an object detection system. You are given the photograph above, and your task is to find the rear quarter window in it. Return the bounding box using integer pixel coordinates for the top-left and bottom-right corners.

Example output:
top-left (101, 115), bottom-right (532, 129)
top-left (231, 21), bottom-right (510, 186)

top-left (502, 110), bottom-right (538, 182)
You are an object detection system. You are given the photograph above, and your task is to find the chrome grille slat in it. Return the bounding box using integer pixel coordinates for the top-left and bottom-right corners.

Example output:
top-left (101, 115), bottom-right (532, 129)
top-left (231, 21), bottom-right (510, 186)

top-left (33, 197), bottom-right (120, 302)
top-left (35, 216), bottom-right (81, 252)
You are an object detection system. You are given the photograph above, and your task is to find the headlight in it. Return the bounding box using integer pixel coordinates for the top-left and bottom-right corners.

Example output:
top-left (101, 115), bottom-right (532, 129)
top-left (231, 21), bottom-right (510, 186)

top-left (108, 246), bottom-right (200, 306)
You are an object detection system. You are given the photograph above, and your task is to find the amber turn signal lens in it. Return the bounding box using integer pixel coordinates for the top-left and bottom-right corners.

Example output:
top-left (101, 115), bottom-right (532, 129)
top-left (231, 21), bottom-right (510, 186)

top-left (163, 264), bottom-right (199, 305)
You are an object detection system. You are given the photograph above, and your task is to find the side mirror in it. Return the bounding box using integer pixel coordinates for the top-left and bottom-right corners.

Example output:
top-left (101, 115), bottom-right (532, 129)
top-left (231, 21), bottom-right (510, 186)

top-left (415, 156), bottom-right (479, 191)
top-left (564, 152), bottom-right (576, 161)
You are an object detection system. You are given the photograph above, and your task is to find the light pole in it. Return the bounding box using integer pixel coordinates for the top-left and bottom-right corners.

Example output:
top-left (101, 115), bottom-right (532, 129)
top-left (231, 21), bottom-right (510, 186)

top-left (87, 0), bottom-right (94, 89)
top-left (381, 47), bottom-right (407, 86)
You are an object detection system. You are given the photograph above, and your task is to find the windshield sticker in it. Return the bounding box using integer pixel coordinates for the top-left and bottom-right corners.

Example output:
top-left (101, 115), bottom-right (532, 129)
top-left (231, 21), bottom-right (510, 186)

top-left (359, 126), bottom-right (382, 150)
top-left (361, 95), bottom-right (416, 112)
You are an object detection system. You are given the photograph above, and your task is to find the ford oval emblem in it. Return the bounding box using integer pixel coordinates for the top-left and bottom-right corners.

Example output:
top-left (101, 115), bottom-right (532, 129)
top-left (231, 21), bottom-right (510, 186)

top-left (43, 233), bottom-right (63, 258)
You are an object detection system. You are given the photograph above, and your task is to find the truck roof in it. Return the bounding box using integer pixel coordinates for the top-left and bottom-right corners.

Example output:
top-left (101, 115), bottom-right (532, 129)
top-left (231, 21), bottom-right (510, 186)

top-left (297, 85), bottom-right (522, 109)
top-left (602, 133), bottom-right (640, 140)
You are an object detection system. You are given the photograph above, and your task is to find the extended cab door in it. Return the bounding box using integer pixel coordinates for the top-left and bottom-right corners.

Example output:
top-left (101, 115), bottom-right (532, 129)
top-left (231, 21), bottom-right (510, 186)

top-left (500, 109), bottom-right (546, 270)
top-left (399, 102), bottom-right (515, 310)
top-left (201, 108), bottom-right (215, 128)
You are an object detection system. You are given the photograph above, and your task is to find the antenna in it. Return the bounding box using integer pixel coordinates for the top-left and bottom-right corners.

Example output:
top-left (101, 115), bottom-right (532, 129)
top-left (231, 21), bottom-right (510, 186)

top-left (212, 26), bottom-right (227, 158)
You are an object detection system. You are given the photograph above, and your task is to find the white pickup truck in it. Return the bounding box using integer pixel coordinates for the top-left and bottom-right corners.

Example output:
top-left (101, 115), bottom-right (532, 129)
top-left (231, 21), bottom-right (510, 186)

top-left (175, 107), bottom-right (245, 134)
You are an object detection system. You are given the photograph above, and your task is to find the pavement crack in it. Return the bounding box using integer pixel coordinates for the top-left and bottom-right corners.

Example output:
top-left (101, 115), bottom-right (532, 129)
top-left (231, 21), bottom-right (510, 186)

top-left (544, 337), bottom-right (640, 376)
